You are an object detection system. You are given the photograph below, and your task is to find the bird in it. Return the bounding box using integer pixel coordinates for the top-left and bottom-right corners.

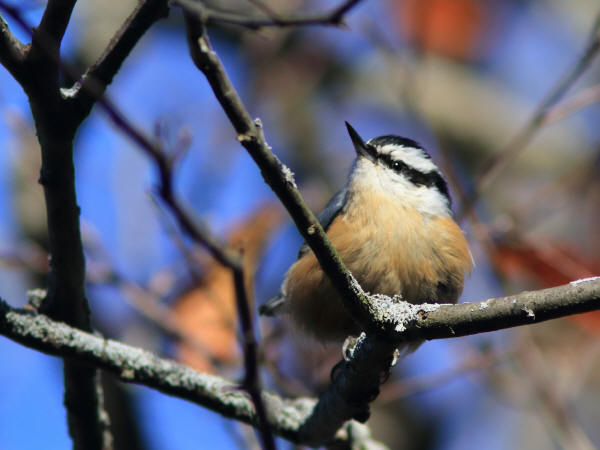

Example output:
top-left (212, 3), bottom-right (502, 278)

top-left (259, 122), bottom-right (472, 345)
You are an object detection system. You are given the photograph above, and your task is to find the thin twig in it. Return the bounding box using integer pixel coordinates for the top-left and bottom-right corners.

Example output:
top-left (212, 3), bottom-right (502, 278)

top-left (378, 349), bottom-right (510, 402)
top-left (516, 329), bottom-right (596, 450)
top-left (86, 258), bottom-right (224, 370)
top-left (108, 104), bottom-right (275, 447)
top-left (155, 161), bottom-right (276, 449)
top-left (459, 12), bottom-right (600, 220)
top-left (67, 0), bottom-right (169, 120)
top-left (542, 83), bottom-right (600, 125)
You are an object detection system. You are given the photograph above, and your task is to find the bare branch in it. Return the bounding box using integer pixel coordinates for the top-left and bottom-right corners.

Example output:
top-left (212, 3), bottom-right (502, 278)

top-left (379, 277), bottom-right (600, 342)
top-left (146, 143), bottom-right (276, 449)
top-left (182, 10), bottom-right (376, 335)
top-left (298, 334), bottom-right (397, 446)
top-left (0, 298), bottom-right (386, 449)
top-left (68, 0), bottom-right (169, 119)
top-left (2, 278), bottom-right (599, 446)
top-left (0, 2), bottom-right (170, 448)
top-left (176, 0), bottom-right (362, 30)
top-left (542, 83), bottom-right (600, 125)
top-left (0, 11), bottom-right (27, 81)
top-left (459, 11), bottom-right (600, 219)
top-left (378, 348), bottom-right (509, 401)
top-left (1, 3), bottom-right (109, 445)
top-left (37, 0), bottom-right (76, 45)
top-left (92, 95), bottom-right (276, 446)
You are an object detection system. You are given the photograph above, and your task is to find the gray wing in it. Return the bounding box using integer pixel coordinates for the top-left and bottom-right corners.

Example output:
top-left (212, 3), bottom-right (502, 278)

top-left (297, 187), bottom-right (348, 258)
top-left (258, 188), bottom-right (348, 317)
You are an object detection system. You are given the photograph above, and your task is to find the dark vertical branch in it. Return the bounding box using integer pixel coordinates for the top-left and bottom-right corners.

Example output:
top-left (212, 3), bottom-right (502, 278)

top-left (0, 2), bottom-right (169, 449)
top-left (22, 4), bottom-right (109, 446)
top-left (37, 0), bottom-right (77, 45)
top-left (149, 146), bottom-right (276, 450)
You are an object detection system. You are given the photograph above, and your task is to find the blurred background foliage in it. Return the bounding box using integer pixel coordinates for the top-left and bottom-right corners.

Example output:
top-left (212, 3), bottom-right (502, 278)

top-left (0, 0), bottom-right (600, 449)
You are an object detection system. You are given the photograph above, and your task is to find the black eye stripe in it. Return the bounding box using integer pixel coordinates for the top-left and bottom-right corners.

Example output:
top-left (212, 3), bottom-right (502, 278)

top-left (379, 154), bottom-right (452, 206)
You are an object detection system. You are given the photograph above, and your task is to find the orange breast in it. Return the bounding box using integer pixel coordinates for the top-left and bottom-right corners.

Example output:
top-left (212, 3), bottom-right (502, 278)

top-left (283, 200), bottom-right (472, 342)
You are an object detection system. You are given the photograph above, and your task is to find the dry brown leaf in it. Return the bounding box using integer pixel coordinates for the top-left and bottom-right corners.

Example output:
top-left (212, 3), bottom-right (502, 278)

top-left (172, 204), bottom-right (284, 372)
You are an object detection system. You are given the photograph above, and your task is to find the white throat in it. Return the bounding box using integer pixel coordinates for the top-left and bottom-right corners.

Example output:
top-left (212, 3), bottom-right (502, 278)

top-left (348, 157), bottom-right (451, 218)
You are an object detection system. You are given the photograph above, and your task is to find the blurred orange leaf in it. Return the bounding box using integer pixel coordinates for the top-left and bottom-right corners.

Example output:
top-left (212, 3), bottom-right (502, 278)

top-left (392, 0), bottom-right (488, 61)
top-left (493, 238), bottom-right (600, 336)
top-left (172, 204), bottom-right (284, 373)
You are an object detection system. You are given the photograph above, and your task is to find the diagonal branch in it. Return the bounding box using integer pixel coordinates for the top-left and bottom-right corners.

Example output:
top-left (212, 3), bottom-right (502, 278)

top-left (182, 11), bottom-right (376, 335)
top-left (67, 0), bottom-right (169, 120)
top-left (147, 142), bottom-right (276, 449)
top-left (0, 11), bottom-right (27, 81)
top-left (80, 86), bottom-right (276, 446)
top-left (37, 0), bottom-right (77, 45)
top-left (459, 11), bottom-right (600, 219)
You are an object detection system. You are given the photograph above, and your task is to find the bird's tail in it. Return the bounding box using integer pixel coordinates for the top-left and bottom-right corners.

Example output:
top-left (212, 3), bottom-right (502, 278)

top-left (258, 294), bottom-right (285, 316)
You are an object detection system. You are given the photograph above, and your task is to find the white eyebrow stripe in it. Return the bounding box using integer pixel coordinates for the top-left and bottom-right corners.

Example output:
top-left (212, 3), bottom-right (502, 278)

top-left (382, 145), bottom-right (439, 173)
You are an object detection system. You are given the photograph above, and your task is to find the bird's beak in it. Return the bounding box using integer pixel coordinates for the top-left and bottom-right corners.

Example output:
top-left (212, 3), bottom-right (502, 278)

top-left (345, 121), bottom-right (376, 162)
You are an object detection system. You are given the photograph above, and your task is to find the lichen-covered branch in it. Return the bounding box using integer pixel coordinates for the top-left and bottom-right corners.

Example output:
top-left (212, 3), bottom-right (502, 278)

top-left (280, 277), bottom-right (600, 446)
top-left (0, 298), bottom-right (386, 449)
top-left (0, 3), bottom-right (106, 447)
top-left (393, 276), bottom-right (600, 341)
top-left (1, 279), bottom-right (598, 446)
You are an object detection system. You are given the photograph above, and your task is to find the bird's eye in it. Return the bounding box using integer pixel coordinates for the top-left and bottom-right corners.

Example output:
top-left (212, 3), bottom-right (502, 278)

top-left (391, 161), bottom-right (403, 172)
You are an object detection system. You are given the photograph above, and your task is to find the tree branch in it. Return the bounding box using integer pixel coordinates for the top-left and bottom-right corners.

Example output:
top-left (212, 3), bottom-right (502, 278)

top-left (2, 2), bottom-right (107, 445)
top-left (1, 278), bottom-right (598, 446)
top-left (176, 0), bottom-right (362, 30)
top-left (182, 11), bottom-right (377, 336)
top-left (74, 82), bottom-right (277, 445)
top-left (394, 276), bottom-right (600, 341)
top-left (0, 2), bottom-right (171, 448)
top-left (0, 11), bottom-right (27, 81)
top-left (459, 11), bottom-right (600, 219)
top-left (0, 298), bottom-right (386, 449)
top-left (146, 143), bottom-right (276, 449)
top-left (37, 0), bottom-right (77, 45)
top-left (67, 0), bottom-right (169, 120)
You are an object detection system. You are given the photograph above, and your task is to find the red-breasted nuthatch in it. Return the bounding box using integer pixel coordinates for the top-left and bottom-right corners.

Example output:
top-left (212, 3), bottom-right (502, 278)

top-left (260, 122), bottom-right (472, 343)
